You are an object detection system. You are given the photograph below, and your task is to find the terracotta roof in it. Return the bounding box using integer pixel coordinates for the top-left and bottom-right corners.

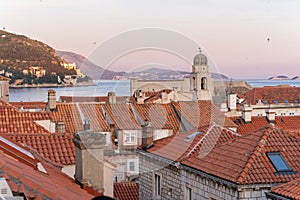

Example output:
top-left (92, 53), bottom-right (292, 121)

top-left (132, 103), bottom-right (181, 133)
top-left (0, 134), bottom-right (95, 199)
top-left (10, 101), bottom-right (47, 110)
top-left (172, 101), bottom-right (237, 130)
top-left (0, 104), bottom-right (50, 134)
top-left (232, 116), bottom-right (300, 135)
top-left (243, 86), bottom-right (300, 104)
top-left (52, 103), bottom-right (86, 134)
top-left (60, 96), bottom-right (135, 103)
top-left (7, 133), bottom-right (75, 165)
top-left (114, 181), bottom-right (139, 200)
top-left (102, 104), bottom-right (141, 130)
top-left (147, 125), bottom-right (240, 162)
top-left (182, 125), bottom-right (300, 184)
top-left (270, 177), bottom-right (300, 199)
top-left (143, 89), bottom-right (172, 103)
top-left (77, 103), bottom-right (110, 131)
top-left (52, 103), bottom-right (110, 134)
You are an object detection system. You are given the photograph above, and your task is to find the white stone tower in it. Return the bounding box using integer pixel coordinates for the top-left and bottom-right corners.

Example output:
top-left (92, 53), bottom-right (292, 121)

top-left (190, 48), bottom-right (214, 100)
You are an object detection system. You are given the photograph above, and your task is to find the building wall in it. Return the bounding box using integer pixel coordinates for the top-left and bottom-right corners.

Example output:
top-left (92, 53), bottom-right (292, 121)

top-left (0, 80), bottom-right (9, 102)
top-left (139, 152), bottom-right (273, 200)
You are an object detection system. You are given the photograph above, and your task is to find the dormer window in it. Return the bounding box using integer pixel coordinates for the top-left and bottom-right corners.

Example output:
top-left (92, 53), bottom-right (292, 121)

top-left (267, 152), bottom-right (295, 175)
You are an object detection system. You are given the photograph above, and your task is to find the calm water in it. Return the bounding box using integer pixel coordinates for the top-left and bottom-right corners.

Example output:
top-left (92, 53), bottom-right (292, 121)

top-left (9, 79), bottom-right (300, 102)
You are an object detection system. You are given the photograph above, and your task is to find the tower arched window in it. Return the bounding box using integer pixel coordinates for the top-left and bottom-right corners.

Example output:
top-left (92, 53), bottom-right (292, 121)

top-left (192, 77), bottom-right (196, 90)
top-left (201, 77), bottom-right (207, 90)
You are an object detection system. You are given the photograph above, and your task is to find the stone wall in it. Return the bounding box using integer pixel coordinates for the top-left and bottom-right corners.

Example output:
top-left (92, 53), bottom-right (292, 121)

top-left (139, 152), bottom-right (273, 200)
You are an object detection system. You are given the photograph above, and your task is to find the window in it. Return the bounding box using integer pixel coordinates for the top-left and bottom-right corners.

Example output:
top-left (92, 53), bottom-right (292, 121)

top-left (124, 132), bottom-right (136, 144)
top-left (154, 174), bottom-right (161, 197)
top-left (185, 186), bottom-right (192, 200)
top-left (267, 152), bottom-right (291, 172)
top-left (129, 161), bottom-right (135, 171)
top-left (1, 188), bottom-right (7, 194)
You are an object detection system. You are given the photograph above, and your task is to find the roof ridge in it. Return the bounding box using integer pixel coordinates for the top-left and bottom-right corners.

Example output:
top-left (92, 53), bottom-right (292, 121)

top-left (237, 125), bottom-right (274, 184)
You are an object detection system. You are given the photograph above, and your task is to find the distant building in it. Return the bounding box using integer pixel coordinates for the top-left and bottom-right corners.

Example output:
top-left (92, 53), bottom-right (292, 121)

top-left (0, 75), bottom-right (9, 102)
top-left (130, 49), bottom-right (214, 102)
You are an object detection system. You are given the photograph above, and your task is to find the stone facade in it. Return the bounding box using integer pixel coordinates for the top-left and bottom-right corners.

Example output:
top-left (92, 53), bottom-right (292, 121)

top-left (139, 151), bottom-right (274, 200)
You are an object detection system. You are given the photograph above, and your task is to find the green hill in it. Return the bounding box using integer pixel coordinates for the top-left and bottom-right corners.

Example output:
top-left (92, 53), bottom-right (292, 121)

top-left (0, 30), bottom-right (76, 84)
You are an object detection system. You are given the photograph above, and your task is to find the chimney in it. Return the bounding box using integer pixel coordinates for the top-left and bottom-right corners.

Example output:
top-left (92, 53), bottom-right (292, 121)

top-left (55, 120), bottom-right (65, 133)
top-left (73, 130), bottom-right (106, 193)
top-left (228, 93), bottom-right (237, 111)
top-left (107, 91), bottom-right (116, 104)
top-left (83, 118), bottom-right (90, 131)
top-left (142, 119), bottom-right (154, 150)
top-left (242, 105), bottom-right (253, 123)
top-left (46, 90), bottom-right (56, 111)
top-left (266, 109), bottom-right (276, 123)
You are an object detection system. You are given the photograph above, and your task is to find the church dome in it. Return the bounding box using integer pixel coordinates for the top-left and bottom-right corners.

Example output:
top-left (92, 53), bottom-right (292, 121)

top-left (193, 48), bottom-right (207, 65)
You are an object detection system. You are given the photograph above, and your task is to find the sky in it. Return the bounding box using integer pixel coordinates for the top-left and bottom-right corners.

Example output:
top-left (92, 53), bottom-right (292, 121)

top-left (1, 0), bottom-right (300, 79)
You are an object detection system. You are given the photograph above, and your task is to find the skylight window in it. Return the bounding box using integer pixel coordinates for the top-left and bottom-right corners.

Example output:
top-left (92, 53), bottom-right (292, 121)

top-left (267, 152), bottom-right (291, 172)
top-left (262, 100), bottom-right (268, 104)
top-left (272, 100), bottom-right (279, 104)
top-left (184, 132), bottom-right (202, 142)
top-left (283, 100), bottom-right (289, 103)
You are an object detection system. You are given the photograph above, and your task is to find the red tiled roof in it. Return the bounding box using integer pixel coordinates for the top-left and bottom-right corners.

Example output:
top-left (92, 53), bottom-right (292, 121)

top-left (114, 181), bottom-right (139, 200)
top-left (132, 103), bottom-right (180, 133)
top-left (172, 101), bottom-right (237, 130)
top-left (182, 125), bottom-right (300, 184)
top-left (102, 104), bottom-right (141, 130)
top-left (144, 89), bottom-right (172, 103)
top-left (7, 133), bottom-right (75, 165)
top-left (52, 103), bottom-right (110, 134)
top-left (271, 177), bottom-right (300, 199)
top-left (0, 135), bottom-right (95, 199)
top-left (0, 104), bottom-right (50, 134)
top-left (147, 125), bottom-right (240, 162)
top-left (10, 101), bottom-right (47, 110)
top-left (243, 86), bottom-right (300, 104)
top-left (52, 103), bottom-right (86, 134)
top-left (60, 96), bottom-right (136, 103)
top-left (231, 116), bottom-right (300, 134)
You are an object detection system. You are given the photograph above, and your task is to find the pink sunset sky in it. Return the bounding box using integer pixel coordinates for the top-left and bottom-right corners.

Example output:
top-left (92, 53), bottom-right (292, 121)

top-left (1, 0), bottom-right (300, 79)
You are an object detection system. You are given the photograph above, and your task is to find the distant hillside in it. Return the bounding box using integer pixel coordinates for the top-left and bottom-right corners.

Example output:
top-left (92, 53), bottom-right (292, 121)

top-left (134, 67), bottom-right (229, 80)
top-left (56, 50), bottom-right (125, 80)
top-left (0, 30), bottom-right (75, 76)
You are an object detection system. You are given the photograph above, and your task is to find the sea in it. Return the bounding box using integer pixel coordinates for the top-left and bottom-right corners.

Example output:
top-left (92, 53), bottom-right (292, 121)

top-left (9, 79), bottom-right (300, 102)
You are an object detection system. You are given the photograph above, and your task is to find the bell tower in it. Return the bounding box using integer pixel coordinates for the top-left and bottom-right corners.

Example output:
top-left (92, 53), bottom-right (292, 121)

top-left (190, 48), bottom-right (214, 100)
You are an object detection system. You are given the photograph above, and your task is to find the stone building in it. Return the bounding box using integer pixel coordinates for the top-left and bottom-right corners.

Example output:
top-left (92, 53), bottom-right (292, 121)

top-left (138, 125), bottom-right (300, 200)
top-left (0, 75), bottom-right (9, 102)
top-left (130, 49), bottom-right (214, 102)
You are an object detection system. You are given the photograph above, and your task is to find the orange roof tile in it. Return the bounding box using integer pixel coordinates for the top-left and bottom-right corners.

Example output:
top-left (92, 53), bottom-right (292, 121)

top-left (0, 104), bottom-right (50, 134)
top-left (182, 125), bottom-right (300, 184)
top-left (172, 101), bottom-right (237, 130)
top-left (10, 101), bottom-right (47, 110)
top-left (60, 96), bottom-right (135, 103)
top-left (52, 103), bottom-right (110, 134)
top-left (147, 125), bottom-right (240, 162)
top-left (143, 89), bottom-right (172, 103)
top-left (271, 177), bottom-right (300, 199)
top-left (114, 181), bottom-right (139, 200)
top-left (243, 86), bottom-right (300, 104)
top-left (102, 104), bottom-right (141, 130)
top-left (232, 116), bottom-right (300, 134)
top-left (0, 135), bottom-right (94, 199)
top-left (132, 103), bottom-right (181, 133)
top-left (8, 133), bottom-right (75, 165)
